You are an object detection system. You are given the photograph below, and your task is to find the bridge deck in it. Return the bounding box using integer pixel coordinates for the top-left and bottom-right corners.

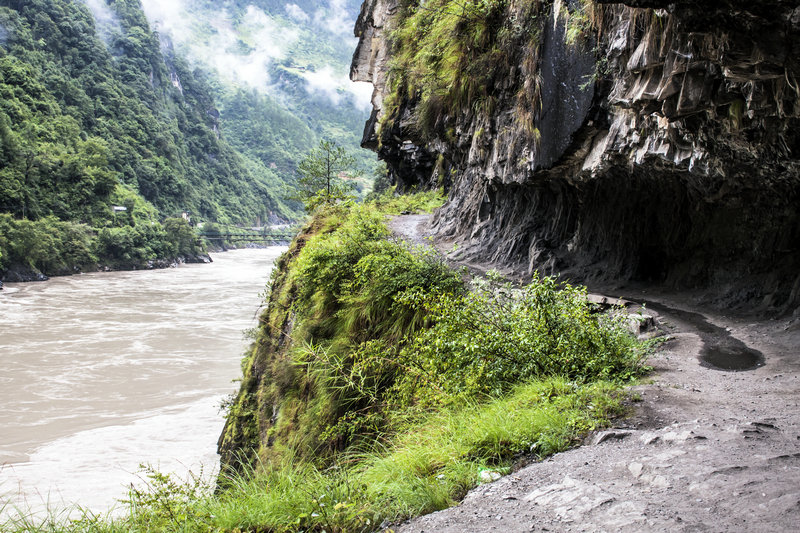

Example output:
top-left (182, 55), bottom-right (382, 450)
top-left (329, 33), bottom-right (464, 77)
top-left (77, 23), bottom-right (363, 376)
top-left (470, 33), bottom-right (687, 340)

top-left (199, 233), bottom-right (295, 242)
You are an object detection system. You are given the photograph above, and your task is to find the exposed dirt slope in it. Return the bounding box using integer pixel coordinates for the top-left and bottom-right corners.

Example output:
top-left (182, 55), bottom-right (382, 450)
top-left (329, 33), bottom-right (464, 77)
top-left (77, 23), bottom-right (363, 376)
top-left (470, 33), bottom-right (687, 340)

top-left (389, 214), bottom-right (800, 533)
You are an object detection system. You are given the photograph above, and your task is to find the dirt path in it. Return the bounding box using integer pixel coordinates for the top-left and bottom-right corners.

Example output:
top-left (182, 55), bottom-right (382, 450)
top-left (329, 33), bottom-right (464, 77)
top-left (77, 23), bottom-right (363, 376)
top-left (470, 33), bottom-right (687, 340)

top-left (389, 215), bottom-right (800, 532)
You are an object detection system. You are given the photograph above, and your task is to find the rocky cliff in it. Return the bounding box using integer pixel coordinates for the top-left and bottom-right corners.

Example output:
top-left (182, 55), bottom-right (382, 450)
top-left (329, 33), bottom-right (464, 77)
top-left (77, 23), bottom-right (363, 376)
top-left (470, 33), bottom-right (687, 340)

top-left (352, 0), bottom-right (800, 313)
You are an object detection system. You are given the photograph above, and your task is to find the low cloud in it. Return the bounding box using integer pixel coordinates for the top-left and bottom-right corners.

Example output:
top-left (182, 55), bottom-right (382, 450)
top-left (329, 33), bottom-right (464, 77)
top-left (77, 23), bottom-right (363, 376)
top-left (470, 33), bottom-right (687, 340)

top-left (349, 81), bottom-right (375, 112)
top-left (139, 1), bottom-right (371, 110)
top-left (315, 0), bottom-right (352, 36)
top-left (141, 1), bottom-right (297, 90)
top-left (81, 0), bottom-right (121, 42)
top-left (303, 66), bottom-right (373, 111)
top-left (285, 4), bottom-right (310, 23)
top-left (140, 0), bottom-right (193, 44)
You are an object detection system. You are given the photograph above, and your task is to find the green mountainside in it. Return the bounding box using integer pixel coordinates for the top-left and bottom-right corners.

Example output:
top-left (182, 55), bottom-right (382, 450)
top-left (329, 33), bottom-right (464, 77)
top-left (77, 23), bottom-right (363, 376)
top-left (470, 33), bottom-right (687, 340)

top-left (0, 0), bottom-right (373, 280)
top-left (140, 0), bottom-right (375, 197)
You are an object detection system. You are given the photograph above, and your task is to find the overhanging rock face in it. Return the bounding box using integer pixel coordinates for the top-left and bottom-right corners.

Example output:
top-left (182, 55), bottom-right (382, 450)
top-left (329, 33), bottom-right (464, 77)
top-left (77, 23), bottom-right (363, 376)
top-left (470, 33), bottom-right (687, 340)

top-left (352, 0), bottom-right (800, 313)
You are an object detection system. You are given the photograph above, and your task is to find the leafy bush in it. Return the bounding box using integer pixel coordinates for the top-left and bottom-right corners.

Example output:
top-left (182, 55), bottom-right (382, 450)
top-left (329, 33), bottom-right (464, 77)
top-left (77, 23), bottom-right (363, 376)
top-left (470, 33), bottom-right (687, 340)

top-left (0, 212), bottom-right (204, 277)
top-left (370, 186), bottom-right (446, 214)
top-left (0, 214), bottom-right (97, 275)
top-left (293, 205), bottom-right (461, 340)
top-left (94, 220), bottom-right (204, 268)
top-left (393, 273), bottom-right (647, 405)
top-left (162, 218), bottom-right (200, 257)
top-left (254, 204), bottom-right (465, 456)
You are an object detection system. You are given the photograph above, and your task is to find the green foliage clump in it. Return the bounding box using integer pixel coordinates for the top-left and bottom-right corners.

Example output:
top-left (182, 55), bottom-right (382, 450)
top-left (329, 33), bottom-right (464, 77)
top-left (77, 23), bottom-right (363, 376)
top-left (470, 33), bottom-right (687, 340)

top-left (222, 195), bottom-right (647, 472)
top-left (384, 0), bottom-right (543, 139)
top-left (0, 213), bottom-right (96, 274)
top-left (0, 211), bottom-right (205, 276)
top-left (93, 217), bottom-right (203, 269)
top-left (563, 0), bottom-right (600, 46)
top-left (395, 273), bottom-right (646, 405)
top-left (369, 185), bottom-right (447, 214)
top-left (254, 203), bottom-right (464, 459)
top-left (293, 205), bottom-right (460, 338)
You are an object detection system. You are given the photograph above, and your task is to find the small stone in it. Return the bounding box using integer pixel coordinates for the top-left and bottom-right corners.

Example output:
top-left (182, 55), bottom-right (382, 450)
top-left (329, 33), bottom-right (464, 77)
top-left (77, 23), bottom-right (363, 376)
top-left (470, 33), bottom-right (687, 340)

top-left (641, 433), bottom-right (661, 445)
top-left (480, 470), bottom-right (502, 483)
top-left (649, 475), bottom-right (670, 489)
top-left (593, 430), bottom-right (631, 445)
top-left (628, 462), bottom-right (644, 478)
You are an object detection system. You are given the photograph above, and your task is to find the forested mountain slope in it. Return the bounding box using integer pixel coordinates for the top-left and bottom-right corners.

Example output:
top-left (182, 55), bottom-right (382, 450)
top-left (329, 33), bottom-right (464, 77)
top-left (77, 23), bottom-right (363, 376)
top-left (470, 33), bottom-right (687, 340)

top-left (0, 0), bottom-right (372, 280)
top-left (1, 0), bottom-right (292, 225)
top-left (140, 0), bottom-right (376, 197)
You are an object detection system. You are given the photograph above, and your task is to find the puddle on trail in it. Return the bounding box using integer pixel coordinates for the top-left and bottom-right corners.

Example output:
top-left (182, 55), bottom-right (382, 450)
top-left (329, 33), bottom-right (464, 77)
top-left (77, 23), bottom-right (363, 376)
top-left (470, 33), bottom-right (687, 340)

top-left (638, 301), bottom-right (765, 372)
top-left (700, 345), bottom-right (764, 371)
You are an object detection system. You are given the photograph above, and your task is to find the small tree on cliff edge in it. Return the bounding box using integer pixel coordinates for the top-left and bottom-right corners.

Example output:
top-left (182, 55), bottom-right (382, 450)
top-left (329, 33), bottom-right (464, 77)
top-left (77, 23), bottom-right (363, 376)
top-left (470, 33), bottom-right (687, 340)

top-left (295, 140), bottom-right (356, 211)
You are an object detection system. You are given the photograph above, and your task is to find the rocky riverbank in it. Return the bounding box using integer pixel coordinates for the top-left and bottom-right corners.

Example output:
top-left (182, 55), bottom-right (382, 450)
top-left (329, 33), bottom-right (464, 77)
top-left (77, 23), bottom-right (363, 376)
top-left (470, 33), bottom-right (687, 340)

top-left (0, 253), bottom-right (212, 284)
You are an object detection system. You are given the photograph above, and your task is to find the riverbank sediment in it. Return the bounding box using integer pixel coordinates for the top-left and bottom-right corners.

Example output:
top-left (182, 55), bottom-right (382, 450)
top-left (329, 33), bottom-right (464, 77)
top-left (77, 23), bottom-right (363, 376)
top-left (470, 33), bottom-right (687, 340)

top-left (0, 253), bottom-right (213, 284)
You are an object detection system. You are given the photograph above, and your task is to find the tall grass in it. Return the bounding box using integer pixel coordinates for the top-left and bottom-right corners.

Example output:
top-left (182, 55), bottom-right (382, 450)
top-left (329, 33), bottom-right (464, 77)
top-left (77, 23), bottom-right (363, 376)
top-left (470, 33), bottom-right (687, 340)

top-left (1, 378), bottom-right (626, 533)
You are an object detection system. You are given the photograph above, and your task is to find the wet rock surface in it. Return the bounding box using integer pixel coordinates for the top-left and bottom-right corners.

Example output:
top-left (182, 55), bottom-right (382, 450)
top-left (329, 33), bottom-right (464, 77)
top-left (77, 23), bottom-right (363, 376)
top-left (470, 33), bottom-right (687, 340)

top-left (1, 265), bottom-right (50, 283)
top-left (353, 0), bottom-right (800, 313)
top-left (0, 253), bottom-right (213, 284)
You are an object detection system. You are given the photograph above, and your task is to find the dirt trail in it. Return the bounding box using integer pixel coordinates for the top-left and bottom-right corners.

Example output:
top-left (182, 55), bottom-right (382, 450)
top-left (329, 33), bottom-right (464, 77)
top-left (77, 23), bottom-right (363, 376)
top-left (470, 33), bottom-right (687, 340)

top-left (388, 215), bottom-right (800, 532)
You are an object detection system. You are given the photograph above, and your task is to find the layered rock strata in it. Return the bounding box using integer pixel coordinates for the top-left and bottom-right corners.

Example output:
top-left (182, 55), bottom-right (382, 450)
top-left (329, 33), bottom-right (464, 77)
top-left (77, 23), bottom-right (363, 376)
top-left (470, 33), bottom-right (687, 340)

top-left (352, 0), bottom-right (800, 312)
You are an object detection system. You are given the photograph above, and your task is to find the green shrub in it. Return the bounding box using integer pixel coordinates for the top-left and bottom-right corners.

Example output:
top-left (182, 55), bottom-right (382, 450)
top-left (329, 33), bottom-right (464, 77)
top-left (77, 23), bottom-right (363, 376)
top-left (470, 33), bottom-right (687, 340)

top-left (393, 273), bottom-right (647, 404)
top-left (0, 214), bottom-right (97, 275)
top-left (370, 186), bottom-right (446, 214)
top-left (162, 217), bottom-right (201, 257)
top-left (261, 204), bottom-right (465, 457)
top-left (0, 209), bottom-right (203, 276)
top-left (293, 205), bottom-right (461, 342)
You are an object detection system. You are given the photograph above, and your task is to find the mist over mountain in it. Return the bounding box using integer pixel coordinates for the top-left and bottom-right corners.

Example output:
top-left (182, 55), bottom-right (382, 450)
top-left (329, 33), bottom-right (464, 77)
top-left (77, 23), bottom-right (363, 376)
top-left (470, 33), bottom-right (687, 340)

top-left (140, 0), bottom-right (370, 106)
top-left (138, 0), bottom-right (375, 180)
top-left (0, 0), bottom-right (373, 280)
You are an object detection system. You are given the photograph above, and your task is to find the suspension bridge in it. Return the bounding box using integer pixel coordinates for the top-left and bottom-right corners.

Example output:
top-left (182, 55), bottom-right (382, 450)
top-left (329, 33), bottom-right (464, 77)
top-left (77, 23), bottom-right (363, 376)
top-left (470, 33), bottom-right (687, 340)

top-left (198, 232), bottom-right (296, 243)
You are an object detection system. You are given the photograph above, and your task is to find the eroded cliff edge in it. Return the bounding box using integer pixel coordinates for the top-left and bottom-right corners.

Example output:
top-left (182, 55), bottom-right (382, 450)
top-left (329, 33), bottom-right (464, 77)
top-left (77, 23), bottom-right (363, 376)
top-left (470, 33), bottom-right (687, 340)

top-left (352, 0), bottom-right (800, 313)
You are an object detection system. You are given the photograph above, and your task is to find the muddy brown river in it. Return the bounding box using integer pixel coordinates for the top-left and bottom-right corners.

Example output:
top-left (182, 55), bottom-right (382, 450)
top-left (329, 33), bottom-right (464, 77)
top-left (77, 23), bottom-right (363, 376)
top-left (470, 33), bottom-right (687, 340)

top-left (0, 248), bottom-right (283, 516)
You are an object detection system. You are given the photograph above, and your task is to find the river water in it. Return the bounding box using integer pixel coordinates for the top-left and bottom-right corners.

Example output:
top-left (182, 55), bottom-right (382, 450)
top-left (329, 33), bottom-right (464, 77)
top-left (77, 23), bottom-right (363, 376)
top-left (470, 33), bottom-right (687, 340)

top-left (0, 248), bottom-right (284, 517)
